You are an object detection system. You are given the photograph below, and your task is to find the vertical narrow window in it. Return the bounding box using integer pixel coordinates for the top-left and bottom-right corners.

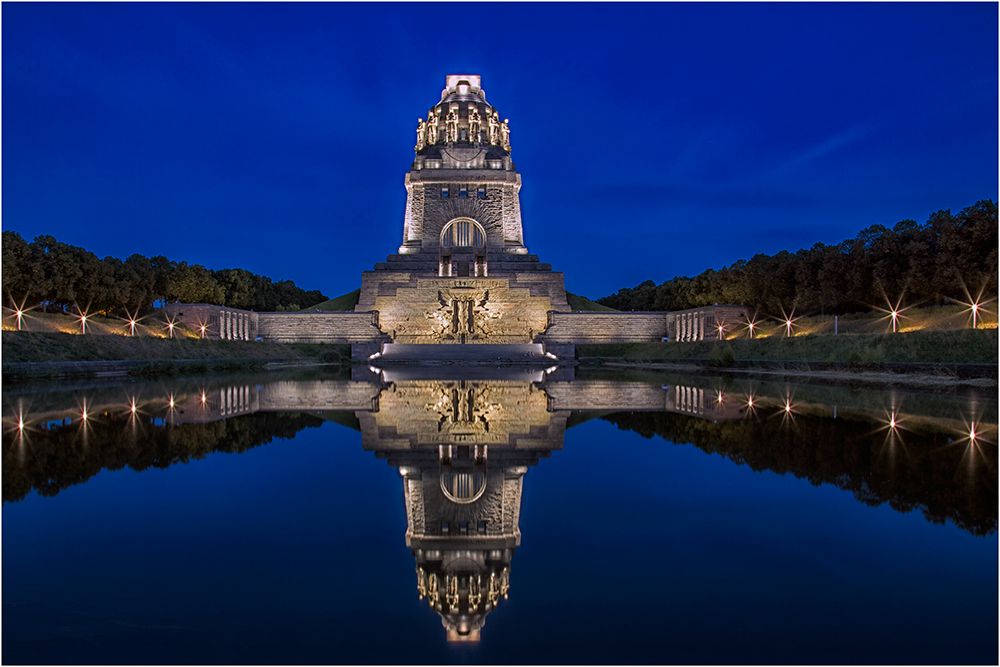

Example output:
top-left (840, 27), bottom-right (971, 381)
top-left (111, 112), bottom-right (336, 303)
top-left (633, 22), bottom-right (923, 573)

top-left (459, 187), bottom-right (467, 198)
top-left (477, 187), bottom-right (486, 199)
top-left (441, 187), bottom-right (449, 198)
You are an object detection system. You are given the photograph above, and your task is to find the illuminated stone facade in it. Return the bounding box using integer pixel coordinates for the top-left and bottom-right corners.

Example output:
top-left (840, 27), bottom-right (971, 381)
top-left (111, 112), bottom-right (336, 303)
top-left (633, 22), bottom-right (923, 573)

top-left (357, 75), bottom-right (571, 345)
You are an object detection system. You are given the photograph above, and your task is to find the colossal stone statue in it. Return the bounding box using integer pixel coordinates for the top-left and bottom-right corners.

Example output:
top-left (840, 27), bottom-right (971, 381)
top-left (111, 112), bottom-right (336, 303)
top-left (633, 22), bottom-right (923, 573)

top-left (415, 118), bottom-right (426, 151)
top-left (468, 106), bottom-right (481, 144)
top-left (488, 110), bottom-right (500, 145)
top-left (427, 112), bottom-right (439, 146)
top-left (446, 106), bottom-right (459, 144)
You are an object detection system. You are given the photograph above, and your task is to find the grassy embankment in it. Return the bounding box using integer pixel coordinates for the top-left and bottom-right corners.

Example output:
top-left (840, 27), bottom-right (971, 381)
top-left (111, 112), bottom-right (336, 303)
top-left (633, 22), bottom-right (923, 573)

top-left (566, 292), bottom-right (618, 312)
top-left (2, 310), bottom-right (351, 380)
top-left (579, 328), bottom-right (998, 366)
top-left (310, 289), bottom-right (361, 312)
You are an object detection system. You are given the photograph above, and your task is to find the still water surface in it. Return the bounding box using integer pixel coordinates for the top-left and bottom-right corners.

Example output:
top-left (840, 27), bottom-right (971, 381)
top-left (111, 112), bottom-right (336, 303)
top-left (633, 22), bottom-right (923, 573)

top-left (3, 367), bottom-right (997, 664)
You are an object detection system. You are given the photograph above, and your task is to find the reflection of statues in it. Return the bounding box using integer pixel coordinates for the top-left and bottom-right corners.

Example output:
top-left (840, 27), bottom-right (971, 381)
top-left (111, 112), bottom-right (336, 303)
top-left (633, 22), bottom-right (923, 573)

top-left (415, 118), bottom-right (426, 151)
top-left (488, 111), bottom-right (500, 145)
top-left (446, 106), bottom-right (459, 143)
top-left (469, 106), bottom-right (481, 143)
top-left (427, 112), bottom-right (439, 146)
top-left (500, 118), bottom-right (510, 151)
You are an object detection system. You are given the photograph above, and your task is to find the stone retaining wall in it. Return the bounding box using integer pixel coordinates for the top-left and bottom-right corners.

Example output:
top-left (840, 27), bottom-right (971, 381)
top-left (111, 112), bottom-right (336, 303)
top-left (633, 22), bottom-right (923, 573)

top-left (257, 312), bottom-right (391, 344)
top-left (538, 312), bottom-right (667, 344)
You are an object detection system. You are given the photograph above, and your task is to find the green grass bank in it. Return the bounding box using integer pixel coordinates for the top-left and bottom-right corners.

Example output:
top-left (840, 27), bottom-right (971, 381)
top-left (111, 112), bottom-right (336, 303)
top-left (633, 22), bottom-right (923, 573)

top-left (2, 330), bottom-right (351, 380)
top-left (578, 328), bottom-right (998, 366)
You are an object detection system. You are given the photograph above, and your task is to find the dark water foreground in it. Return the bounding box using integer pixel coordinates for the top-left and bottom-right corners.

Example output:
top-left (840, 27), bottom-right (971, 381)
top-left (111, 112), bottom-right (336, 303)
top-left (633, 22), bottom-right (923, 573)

top-left (3, 367), bottom-right (996, 664)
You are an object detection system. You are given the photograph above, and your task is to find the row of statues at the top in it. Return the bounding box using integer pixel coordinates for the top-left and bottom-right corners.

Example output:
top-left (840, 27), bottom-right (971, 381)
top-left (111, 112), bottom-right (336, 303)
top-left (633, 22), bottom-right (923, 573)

top-left (416, 104), bottom-right (510, 151)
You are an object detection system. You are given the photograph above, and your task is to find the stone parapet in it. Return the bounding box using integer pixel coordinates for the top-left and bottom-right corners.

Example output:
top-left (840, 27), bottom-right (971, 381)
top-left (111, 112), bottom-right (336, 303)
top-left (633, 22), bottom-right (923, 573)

top-left (665, 305), bottom-right (749, 342)
top-left (164, 303), bottom-right (258, 340)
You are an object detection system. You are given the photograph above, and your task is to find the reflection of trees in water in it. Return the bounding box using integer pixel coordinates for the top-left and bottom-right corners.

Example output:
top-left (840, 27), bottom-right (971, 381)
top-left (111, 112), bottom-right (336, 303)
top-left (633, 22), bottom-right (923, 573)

top-left (2, 412), bottom-right (324, 503)
top-left (602, 409), bottom-right (997, 537)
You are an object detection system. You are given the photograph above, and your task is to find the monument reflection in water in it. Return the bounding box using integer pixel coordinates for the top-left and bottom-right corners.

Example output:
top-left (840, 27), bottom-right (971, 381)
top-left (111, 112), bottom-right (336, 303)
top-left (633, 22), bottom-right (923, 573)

top-left (3, 368), bottom-right (996, 657)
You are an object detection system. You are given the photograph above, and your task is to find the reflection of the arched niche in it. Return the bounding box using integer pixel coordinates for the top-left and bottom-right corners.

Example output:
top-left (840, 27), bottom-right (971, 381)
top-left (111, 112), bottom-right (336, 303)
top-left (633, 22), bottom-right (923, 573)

top-left (363, 379), bottom-right (564, 641)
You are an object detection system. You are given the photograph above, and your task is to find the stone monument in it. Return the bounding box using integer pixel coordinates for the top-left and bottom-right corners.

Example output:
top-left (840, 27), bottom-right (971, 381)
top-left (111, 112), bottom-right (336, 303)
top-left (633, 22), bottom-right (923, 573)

top-left (356, 75), bottom-right (572, 347)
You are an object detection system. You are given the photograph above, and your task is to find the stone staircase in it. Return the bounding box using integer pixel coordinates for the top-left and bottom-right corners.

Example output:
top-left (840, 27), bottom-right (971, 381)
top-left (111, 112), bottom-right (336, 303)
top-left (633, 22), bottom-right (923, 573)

top-left (374, 343), bottom-right (554, 363)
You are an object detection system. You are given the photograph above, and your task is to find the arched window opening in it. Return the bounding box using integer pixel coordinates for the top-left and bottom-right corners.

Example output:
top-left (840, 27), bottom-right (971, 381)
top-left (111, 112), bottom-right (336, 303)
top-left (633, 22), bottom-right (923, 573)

top-left (441, 218), bottom-right (486, 249)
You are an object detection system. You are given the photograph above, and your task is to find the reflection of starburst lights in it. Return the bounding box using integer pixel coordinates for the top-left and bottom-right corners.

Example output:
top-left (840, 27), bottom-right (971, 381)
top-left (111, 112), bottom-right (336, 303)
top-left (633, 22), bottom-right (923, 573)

top-left (201, 391), bottom-right (207, 404)
top-left (777, 394), bottom-right (799, 426)
top-left (874, 409), bottom-right (909, 445)
top-left (716, 390), bottom-right (725, 404)
top-left (200, 324), bottom-right (207, 338)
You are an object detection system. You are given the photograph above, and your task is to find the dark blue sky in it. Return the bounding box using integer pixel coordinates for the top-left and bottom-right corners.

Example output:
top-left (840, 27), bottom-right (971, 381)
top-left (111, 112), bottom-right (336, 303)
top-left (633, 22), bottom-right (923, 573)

top-left (3, 3), bottom-right (997, 300)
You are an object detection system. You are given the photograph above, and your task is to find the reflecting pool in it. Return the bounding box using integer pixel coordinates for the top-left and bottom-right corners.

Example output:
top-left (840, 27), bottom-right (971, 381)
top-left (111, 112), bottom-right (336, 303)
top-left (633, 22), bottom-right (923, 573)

top-left (3, 367), bottom-right (997, 663)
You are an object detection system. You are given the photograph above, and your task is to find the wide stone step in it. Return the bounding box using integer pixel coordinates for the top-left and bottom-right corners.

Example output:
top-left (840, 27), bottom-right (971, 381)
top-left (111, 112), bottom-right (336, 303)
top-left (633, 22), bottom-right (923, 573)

top-left (375, 343), bottom-right (553, 363)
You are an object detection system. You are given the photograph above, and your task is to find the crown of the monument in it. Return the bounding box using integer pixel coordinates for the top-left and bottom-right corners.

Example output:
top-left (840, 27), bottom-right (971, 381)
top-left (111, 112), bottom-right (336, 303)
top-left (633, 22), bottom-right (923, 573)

top-left (414, 74), bottom-right (511, 155)
top-left (441, 75), bottom-right (485, 101)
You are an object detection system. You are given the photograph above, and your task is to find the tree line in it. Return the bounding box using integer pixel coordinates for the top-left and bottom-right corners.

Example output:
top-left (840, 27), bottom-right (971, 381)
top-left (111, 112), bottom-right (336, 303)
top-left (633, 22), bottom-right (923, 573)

top-left (1, 232), bottom-right (328, 314)
top-left (597, 199), bottom-right (997, 315)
